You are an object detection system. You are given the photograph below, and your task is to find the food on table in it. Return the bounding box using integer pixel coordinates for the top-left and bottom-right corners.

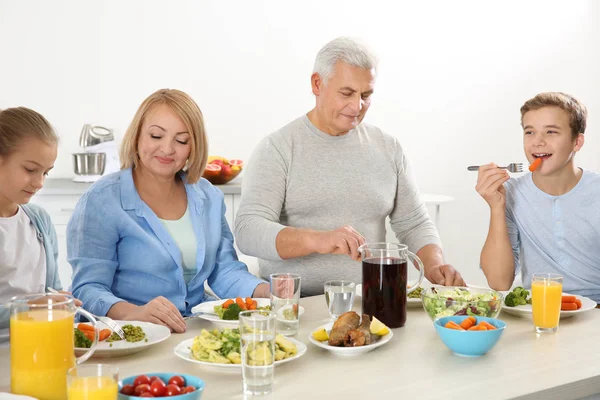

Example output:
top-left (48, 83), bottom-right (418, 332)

top-left (504, 286), bottom-right (532, 307)
top-left (312, 328), bottom-right (329, 341)
top-left (213, 297), bottom-right (271, 320)
top-left (407, 287), bottom-right (424, 299)
top-left (369, 316), bottom-right (390, 336)
top-left (422, 287), bottom-right (501, 319)
top-left (529, 157), bottom-right (543, 172)
top-left (326, 311), bottom-right (385, 347)
top-left (73, 323), bottom-right (113, 348)
top-left (106, 324), bottom-right (146, 343)
top-left (443, 316), bottom-right (497, 331)
top-left (328, 311), bottom-right (360, 346)
top-left (202, 156), bottom-right (244, 184)
top-left (190, 328), bottom-right (297, 364)
top-left (120, 374), bottom-right (198, 397)
top-left (345, 314), bottom-right (373, 346)
top-left (561, 295), bottom-right (583, 311)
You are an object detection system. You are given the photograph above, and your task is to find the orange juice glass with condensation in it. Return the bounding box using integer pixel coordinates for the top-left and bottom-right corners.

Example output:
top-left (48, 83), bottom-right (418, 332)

top-left (9, 293), bottom-right (98, 400)
top-left (531, 273), bottom-right (563, 333)
top-left (67, 364), bottom-right (119, 400)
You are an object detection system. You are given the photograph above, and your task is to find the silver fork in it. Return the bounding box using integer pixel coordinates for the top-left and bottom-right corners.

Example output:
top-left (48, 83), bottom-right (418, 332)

top-left (467, 163), bottom-right (523, 173)
top-left (47, 287), bottom-right (125, 340)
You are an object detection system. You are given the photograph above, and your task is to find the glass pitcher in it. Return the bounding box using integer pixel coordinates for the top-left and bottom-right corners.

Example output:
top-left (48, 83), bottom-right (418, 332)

top-left (9, 293), bottom-right (98, 400)
top-left (358, 242), bottom-right (424, 328)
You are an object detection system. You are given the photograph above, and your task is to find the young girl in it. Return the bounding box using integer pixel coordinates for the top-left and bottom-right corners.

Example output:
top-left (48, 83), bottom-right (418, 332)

top-left (0, 107), bottom-right (62, 333)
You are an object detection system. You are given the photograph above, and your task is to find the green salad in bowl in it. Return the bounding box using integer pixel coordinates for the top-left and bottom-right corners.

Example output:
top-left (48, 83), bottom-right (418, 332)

top-left (421, 286), bottom-right (503, 321)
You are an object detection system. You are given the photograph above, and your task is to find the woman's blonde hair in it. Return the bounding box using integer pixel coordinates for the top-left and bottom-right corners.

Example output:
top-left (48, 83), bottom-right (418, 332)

top-left (120, 89), bottom-right (208, 184)
top-left (0, 107), bottom-right (58, 157)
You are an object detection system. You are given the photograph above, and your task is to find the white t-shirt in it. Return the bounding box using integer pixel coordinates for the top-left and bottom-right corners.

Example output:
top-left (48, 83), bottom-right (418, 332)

top-left (0, 206), bottom-right (47, 330)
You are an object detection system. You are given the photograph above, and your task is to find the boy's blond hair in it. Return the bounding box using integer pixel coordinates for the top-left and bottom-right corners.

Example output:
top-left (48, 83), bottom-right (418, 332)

top-left (0, 107), bottom-right (58, 156)
top-left (120, 89), bottom-right (208, 184)
top-left (520, 92), bottom-right (587, 140)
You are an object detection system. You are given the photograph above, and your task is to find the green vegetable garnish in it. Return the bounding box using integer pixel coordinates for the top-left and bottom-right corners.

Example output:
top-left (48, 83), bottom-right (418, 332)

top-left (504, 286), bottom-right (531, 307)
top-left (74, 328), bottom-right (92, 348)
top-left (222, 304), bottom-right (242, 320)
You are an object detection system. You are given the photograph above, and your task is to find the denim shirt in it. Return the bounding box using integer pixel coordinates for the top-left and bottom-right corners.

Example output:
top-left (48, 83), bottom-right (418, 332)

top-left (67, 169), bottom-right (264, 316)
top-left (0, 204), bottom-right (62, 331)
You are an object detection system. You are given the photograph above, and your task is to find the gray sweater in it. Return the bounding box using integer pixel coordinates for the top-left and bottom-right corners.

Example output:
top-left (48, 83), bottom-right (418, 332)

top-left (234, 115), bottom-right (441, 296)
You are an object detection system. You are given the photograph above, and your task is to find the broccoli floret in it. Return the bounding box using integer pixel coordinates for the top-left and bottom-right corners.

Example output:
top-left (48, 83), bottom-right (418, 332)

top-left (74, 328), bottom-right (92, 348)
top-left (504, 287), bottom-right (531, 307)
top-left (504, 292), bottom-right (519, 307)
top-left (222, 303), bottom-right (242, 320)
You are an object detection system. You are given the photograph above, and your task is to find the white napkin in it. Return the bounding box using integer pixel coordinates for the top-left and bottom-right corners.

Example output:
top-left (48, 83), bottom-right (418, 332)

top-left (0, 394), bottom-right (38, 400)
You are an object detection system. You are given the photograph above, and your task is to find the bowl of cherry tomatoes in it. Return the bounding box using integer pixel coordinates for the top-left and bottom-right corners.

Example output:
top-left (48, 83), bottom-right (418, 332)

top-left (119, 373), bottom-right (204, 399)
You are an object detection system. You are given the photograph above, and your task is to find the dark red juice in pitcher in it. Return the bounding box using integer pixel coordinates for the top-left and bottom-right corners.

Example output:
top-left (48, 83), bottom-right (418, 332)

top-left (362, 257), bottom-right (408, 328)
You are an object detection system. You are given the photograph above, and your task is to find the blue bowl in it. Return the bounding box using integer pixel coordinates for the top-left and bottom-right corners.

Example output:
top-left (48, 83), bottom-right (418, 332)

top-left (434, 316), bottom-right (506, 357)
top-left (119, 373), bottom-right (205, 399)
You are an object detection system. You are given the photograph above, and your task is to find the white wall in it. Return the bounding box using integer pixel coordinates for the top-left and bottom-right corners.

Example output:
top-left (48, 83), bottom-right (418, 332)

top-left (1, 0), bottom-right (599, 286)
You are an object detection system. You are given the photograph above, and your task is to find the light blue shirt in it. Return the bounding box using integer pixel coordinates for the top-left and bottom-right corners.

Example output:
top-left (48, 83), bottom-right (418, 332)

top-left (505, 169), bottom-right (600, 303)
top-left (67, 169), bottom-right (264, 317)
top-left (159, 208), bottom-right (198, 284)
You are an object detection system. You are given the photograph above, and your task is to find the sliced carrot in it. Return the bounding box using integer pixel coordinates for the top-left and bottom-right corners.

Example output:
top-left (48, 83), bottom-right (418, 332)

top-left (575, 299), bottom-right (582, 309)
top-left (467, 325), bottom-right (481, 331)
top-left (561, 295), bottom-right (577, 303)
top-left (245, 297), bottom-right (253, 306)
top-left (235, 297), bottom-right (247, 310)
top-left (77, 323), bottom-right (94, 332)
top-left (444, 321), bottom-right (464, 330)
top-left (529, 157), bottom-right (543, 172)
top-left (459, 316), bottom-right (476, 330)
top-left (222, 299), bottom-right (234, 309)
top-left (248, 303), bottom-right (257, 310)
top-left (561, 302), bottom-right (578, 311)
top-left (478, 321), bottom-right (497, 330)
top-left (83, 330), bottom-right (95, 341)
top-left (479, 325), bottom-right (488, 331)
top-left (98, 329), bottom-right (111, 341)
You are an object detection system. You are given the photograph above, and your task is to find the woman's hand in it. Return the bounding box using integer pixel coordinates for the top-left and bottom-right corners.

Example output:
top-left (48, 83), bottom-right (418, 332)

top-left (252, 283), bottom-right (271, 298)
top-left (132, 296), bottom-right (187, 333)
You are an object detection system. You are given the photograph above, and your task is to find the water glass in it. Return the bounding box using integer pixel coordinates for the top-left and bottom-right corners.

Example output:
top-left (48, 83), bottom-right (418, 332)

top-left (67, 364), bottom-right (119, 400)
top-left (239, 310), bottom-right (276, 396)
top-left (269, 273), bottom-right (301, 336)
top-left (531, 273), bottom-right (563, 333)
top-left (324, 280), bottom-right (355, 318)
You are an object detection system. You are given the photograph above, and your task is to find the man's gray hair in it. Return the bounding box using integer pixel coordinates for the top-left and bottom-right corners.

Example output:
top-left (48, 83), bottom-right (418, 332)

top-left (312, 37), bottom-right (378, 84)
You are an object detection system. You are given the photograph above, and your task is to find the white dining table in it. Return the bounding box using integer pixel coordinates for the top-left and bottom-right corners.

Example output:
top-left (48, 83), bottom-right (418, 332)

top-left (1, 295), bottom-right (600, 400)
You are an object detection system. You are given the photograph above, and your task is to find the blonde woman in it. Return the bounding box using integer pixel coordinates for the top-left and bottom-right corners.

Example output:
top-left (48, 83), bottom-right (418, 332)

top-left (67, 89), bottom-right (269, 333)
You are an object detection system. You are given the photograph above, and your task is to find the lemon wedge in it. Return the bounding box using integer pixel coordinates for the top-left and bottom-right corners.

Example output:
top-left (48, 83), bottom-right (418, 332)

top-left (370, 317), bottom-right (390, 336)
top-left (312, 328), bottom-right (329, 341)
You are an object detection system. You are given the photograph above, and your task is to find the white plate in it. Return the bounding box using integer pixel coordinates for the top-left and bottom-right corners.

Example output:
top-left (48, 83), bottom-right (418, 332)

top-left (500, 292), bottom-right (597, 319)
top-left (173, 336), bottom-right (307, 373)
top-left (74, 320), bottom-right (171, 358)
top-left (308, 321), bottom-right (393, 357)
top-left (190, 298), bottom-right (305, 329)
top-left (355, 284), bottom-right (424, 309)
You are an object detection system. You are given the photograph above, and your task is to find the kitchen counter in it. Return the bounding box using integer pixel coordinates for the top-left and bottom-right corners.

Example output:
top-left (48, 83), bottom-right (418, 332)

top-left (2, 296), bottom-right (599, 399)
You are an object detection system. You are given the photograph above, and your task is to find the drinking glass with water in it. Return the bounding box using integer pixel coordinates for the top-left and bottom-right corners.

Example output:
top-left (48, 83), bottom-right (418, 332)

top-left (269, 273), bottom-right (301, 336)
top-left (324, 280), bottom-right (356, 319)
top-left (239, 310), bottom-right (276, 396)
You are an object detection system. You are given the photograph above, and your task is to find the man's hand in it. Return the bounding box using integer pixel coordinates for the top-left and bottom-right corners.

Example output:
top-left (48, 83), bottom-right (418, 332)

top-left (311, 225), bottom-right (366, 261)
top-left (130, 296), bottom-right (187, 333)
top-left (58, 290), bottom-right (82, 307)
top-left (426, 264), bottom-right (466, 286)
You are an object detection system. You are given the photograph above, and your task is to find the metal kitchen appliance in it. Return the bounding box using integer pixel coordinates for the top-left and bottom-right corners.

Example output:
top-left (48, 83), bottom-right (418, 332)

top-left (72, 124), bottom-right (119, 182)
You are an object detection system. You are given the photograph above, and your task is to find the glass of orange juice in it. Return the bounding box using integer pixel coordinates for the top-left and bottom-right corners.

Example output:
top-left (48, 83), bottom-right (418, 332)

top-left (531, 273), bottom-right (563, 333)
top-left (67, 364), bottom-right (119, 400)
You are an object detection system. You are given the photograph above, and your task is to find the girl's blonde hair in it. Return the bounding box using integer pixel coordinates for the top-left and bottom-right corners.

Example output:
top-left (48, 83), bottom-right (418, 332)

top-left (120, 89), bottom-right (208, 184)
top-left (0, 107), bottom-right (58, 156)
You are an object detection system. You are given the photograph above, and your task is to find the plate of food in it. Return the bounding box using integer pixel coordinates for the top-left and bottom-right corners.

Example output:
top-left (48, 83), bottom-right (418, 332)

top-left (500, 287), bottom-right (597, 319)
top-left (173, 327), bottom-right (306, 372)
top-left (190, 297), bottom-right (304, 329)
top-left (309, 311), bottom-right (392, 356)
top-left (74, 320), bottom-right (171, 358)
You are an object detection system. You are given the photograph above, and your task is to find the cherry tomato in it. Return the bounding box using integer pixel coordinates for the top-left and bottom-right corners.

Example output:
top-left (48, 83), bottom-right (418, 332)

top-left (139, 393), bottom-right (154, 398)
top-left (120, 384), bottom-right (135, 395)
top-left (182, 385), bottom-right (196, 393)
top-left (134, 374), bottom-right (152, 387)
top-left (168, 375), bottom-right (186, 387)
top-left (149, 376), bottom-right (163, 383)
top-left (165, 383), bottom-right (182, 396)
top-left (134, 383), bottom-right (151, 396)
top-left (150, 379), bottom-right (167, 397)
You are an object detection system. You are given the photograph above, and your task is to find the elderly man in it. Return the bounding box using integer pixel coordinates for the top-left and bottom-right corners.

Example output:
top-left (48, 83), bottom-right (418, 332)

top-left (234, 37), bottom-right (465, 296)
